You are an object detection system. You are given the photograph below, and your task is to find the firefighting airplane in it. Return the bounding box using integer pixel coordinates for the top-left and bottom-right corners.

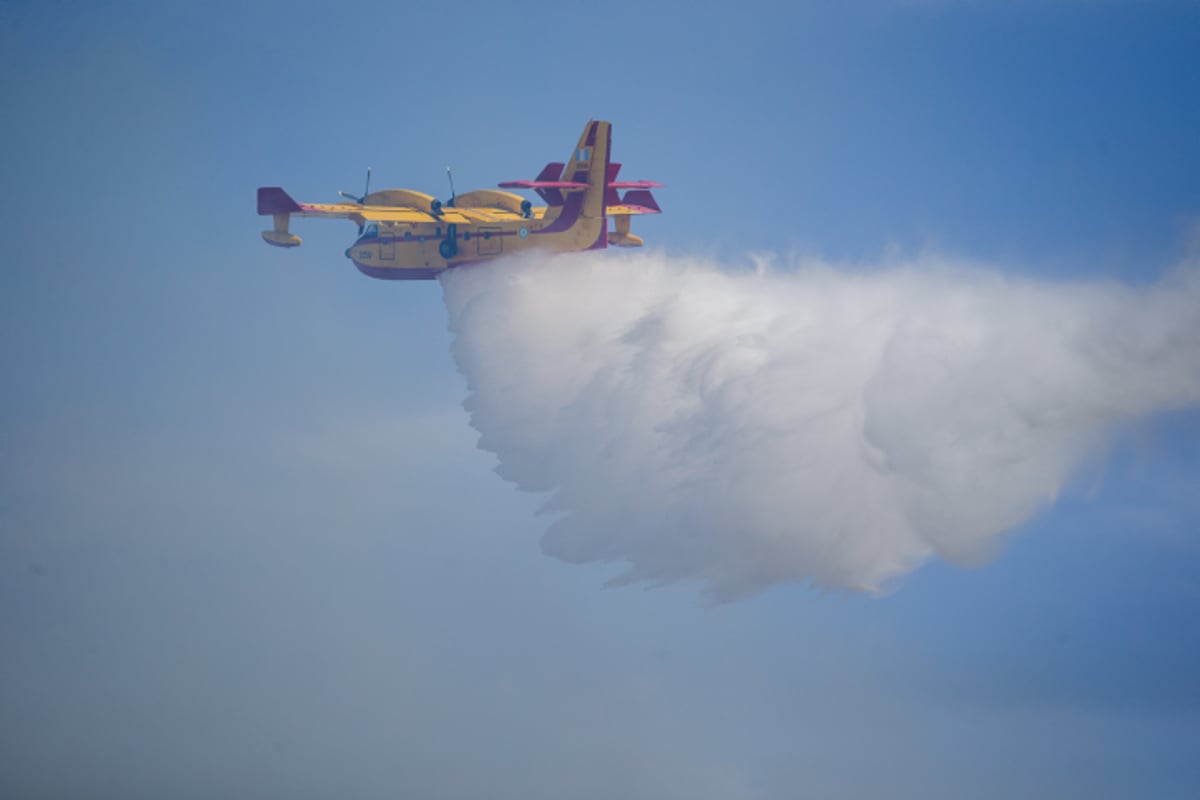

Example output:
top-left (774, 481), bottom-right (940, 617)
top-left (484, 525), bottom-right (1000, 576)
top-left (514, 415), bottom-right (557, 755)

top-left (256, 119), bottom-right (661, 280)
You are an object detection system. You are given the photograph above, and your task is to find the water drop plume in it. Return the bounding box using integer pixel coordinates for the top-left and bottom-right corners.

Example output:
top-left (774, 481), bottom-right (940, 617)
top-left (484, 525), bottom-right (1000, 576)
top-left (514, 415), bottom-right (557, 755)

top-left (441, 250), bottom-right (1200, 599)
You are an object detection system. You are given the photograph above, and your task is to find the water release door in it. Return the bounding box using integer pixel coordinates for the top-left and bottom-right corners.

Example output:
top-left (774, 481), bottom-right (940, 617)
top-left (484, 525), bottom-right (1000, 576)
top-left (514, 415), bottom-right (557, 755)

top-left (477, 227), bottom-right (502, 257)
top-left (379, 224), bottom-right (395, 260)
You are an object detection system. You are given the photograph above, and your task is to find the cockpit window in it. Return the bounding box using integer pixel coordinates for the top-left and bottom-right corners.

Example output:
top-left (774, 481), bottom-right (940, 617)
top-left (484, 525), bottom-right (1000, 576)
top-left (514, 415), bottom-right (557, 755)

top-left (362, 223), bottom-right (379, 239)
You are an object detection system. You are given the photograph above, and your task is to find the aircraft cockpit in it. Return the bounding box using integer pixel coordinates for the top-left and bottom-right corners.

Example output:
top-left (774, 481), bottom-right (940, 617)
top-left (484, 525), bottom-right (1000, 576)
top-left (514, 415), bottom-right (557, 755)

top-left (358, 223), bottom-right (379, 241)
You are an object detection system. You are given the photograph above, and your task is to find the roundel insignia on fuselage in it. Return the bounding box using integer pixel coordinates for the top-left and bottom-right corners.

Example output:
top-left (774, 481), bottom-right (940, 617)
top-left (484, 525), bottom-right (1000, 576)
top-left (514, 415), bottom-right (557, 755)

top-left (519, 227), bottom-right (529, 238)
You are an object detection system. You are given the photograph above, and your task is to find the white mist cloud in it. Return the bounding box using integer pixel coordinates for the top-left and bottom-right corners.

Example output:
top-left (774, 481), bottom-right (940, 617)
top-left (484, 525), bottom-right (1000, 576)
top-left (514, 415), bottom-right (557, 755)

top-left (441, 251), bottom-right (1200, 599)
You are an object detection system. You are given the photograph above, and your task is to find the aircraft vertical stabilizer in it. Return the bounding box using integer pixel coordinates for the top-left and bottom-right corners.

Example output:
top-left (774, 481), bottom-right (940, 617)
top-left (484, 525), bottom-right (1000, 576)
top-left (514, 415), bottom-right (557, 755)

top-left (561, 119), bottom-right (611, 220)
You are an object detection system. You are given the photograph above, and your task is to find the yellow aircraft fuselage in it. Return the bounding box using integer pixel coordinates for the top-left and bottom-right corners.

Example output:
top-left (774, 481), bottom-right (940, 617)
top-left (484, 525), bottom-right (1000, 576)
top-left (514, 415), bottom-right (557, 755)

top-left (257, 120), bottom-right (661, 280)
top-left (342, 186), bottom-right (604, 280)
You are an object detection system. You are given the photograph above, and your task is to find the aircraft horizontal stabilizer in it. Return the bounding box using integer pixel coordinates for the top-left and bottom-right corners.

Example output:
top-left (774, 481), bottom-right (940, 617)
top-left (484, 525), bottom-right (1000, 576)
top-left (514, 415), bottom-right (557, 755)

top-left (609, 181), bottom-right (664, 189)
top-left (497, 180), bottom-right (589, 190)
top-left (604, 164), bottom-right (663, 206)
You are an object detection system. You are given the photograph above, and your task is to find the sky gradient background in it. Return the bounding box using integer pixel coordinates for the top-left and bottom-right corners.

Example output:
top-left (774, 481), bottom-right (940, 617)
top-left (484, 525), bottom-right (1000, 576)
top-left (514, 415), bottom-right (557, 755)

top-left (2, 1), bottom-right (1199, 798)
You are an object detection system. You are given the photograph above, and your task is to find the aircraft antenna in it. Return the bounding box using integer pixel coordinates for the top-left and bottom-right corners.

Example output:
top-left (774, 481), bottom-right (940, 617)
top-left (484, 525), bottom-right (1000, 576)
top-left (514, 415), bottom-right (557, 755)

top-left (446, 167), bottom-right (456, 207)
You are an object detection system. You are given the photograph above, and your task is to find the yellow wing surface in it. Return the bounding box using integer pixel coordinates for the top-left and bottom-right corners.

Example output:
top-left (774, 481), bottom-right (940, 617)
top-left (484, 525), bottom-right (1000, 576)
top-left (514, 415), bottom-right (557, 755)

top-left (296, 202), bottom-right (473, 225)
top-left (605, 204), bottom-right (658, 216)
top-left (256, 186), bottom-right (549, 247)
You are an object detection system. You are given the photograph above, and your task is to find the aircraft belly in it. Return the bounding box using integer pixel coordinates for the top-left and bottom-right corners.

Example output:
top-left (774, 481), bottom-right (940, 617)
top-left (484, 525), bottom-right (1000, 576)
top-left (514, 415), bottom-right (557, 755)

top-left (353, 262), bottom-right (444, 280)
top-left (347, 215), bottom-right (597, 280)
top-left (349, 235), bottom-right (446, 280)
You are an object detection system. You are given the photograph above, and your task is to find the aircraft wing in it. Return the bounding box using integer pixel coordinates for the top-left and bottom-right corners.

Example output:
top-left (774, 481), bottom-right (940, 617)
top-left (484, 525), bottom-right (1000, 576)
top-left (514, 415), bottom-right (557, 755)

top-left (497, 180), bottom-right (589, 191)
top-left (357, 206), bottom-right (472, 224)
top-left (258, 188), bottom-right (472, 225)
top-left (605, 204), bottom-right (660, 215)
top-left (608, 181), bottom-right (664, 189)
top-left (295, 201), bottom-right (472, 225)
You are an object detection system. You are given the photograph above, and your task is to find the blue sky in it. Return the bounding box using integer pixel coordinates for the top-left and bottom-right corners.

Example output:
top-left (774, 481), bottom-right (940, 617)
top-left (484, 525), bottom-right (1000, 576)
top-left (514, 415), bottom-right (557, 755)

top-left (2, 2), bottom-right (1199, 797)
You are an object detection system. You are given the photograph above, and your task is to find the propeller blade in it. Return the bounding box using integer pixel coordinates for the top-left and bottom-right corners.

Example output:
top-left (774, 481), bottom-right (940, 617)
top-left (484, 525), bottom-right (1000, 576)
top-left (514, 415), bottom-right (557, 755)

top-left (339, 167), bottom-right (374, 204)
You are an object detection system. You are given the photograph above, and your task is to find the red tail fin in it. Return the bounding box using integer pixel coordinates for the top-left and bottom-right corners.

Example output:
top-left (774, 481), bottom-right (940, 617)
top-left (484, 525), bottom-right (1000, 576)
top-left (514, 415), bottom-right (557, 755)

top-left (605, 163), bottom-right (622, 207)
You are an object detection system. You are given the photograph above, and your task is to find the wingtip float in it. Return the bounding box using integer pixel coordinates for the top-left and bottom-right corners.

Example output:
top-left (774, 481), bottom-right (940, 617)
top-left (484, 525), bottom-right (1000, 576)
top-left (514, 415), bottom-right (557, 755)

top-left (256, 120), bottom-right (663, 281)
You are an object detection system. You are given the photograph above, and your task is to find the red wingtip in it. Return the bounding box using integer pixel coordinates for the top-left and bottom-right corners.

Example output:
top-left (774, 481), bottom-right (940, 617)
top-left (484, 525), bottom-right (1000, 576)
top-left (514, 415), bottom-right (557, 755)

top-left (257, 187), bottom-right (302, 216)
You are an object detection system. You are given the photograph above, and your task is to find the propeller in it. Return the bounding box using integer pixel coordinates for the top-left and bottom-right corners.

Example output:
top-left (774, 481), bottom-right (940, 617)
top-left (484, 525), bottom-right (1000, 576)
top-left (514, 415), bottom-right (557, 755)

top-left (339, 167), bottom-right (372, 236)
top-left (339, 167), bottom-right (372, 204)
top-left (445, 166), bottom-right (456, 207)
